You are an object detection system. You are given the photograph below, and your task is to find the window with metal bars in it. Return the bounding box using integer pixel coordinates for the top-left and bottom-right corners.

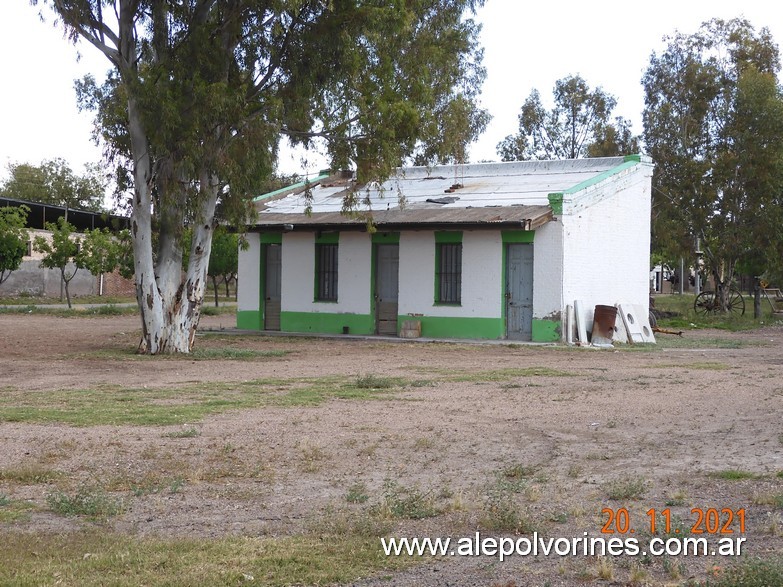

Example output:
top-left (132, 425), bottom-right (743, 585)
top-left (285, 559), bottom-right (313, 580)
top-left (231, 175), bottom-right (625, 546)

top-left (436, 243), bottom-right (462, 304)
top-left (315, 243), bottom-right (338, 301)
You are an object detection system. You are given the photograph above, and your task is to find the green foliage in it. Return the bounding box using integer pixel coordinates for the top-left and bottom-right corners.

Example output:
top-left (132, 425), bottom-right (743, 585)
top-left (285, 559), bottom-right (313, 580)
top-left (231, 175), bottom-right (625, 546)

top-left (603, 475), bottom-right (648, 500)
top-left (0, 159), bottom-right (106, 212)
top-left (46, 486), bottom-right (124, 519)
top-left (497, 74), bottom-right (639, 161)
top-left (33, 217), bottom-right (81, 308)
top-left (698, 557), bottom-right (783, 587)
top-left (78, 228), bottom-right (121, 277)
top-left (643, 18), bottom-right (783, 294)
top-left (0, 205), bottom-right (29, 284)
top-left (378, 480), bottom-right (439, 520)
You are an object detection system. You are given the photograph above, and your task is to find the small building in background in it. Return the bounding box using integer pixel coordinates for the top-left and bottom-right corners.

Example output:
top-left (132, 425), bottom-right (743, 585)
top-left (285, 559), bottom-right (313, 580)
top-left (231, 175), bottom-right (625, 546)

top-left (0, 197), bottom-right (133, 298)
top-left (237, 155), bottom-right (653, 342)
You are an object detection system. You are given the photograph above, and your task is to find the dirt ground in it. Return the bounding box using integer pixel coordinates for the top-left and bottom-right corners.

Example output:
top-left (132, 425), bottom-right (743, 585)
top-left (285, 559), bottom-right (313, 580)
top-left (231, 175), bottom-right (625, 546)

top-left (1, 313), bottom-right (782, 586)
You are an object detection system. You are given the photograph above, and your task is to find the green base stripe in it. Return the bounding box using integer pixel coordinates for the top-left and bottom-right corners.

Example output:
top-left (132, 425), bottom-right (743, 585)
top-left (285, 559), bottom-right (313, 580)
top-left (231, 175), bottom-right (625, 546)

top-left (281, 311), bottom-right (375, 335)
top-left (236, 310), bottom-right (262, 330)
top-left (532, 319), bottom-right (561, 342)
top-left (406, 316), bottom-right (504, 339)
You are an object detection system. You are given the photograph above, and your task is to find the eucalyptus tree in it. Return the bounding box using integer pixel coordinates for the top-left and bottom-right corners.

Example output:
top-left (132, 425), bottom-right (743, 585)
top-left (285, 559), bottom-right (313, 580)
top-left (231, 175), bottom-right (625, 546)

top-left (1, 159), bottom-right (106, 212)
top-left (37, 0), bottom-right (487, 353)
top-left (497, 74), bottom-right (636, 161)
top-left (643, 18), bottom-right (783, 307)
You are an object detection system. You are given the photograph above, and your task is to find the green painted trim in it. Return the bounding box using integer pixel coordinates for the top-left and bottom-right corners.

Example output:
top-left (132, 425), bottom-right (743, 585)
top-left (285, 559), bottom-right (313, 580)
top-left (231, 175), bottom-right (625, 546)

top-left (371, 232), bottom-right (400, 244)
top-left (548, 193), bottom-right (564, 215)
top-left (281, 311), bottom-right (374, 335)
top-left (562, 160), bottom-right (639, 195)
top-left (237, 310), bottom-right (262, 330)
top-left (532, 319), bottom-right (561, 342)
top-left (252, 172), bottom-right (331, 202)
top-left (501, 230), bottom-right (535, 244)
top-left (623, 154), bottom-right (641, 163)
top-left (315, 231), bottom-right (339, 244)
top-left (259, 233), bottom-right (282, 244)
top-left (413, 316), bottom-right (503, 339)
top-left (434, 230), bottom-right (463, 244)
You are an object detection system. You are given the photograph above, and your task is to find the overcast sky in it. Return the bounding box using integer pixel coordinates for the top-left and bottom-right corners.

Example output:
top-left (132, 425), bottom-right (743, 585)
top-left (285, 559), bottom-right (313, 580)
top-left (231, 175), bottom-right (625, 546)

top-left (1, 1), bottom-right (782, 186)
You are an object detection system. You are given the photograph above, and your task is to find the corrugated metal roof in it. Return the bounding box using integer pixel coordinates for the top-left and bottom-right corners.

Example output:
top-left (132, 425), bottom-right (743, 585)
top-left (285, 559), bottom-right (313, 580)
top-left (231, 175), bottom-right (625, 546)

top-left (253, 205), bottom-right (553, 231)
top-left (254, 157), bottom-right (634, 228)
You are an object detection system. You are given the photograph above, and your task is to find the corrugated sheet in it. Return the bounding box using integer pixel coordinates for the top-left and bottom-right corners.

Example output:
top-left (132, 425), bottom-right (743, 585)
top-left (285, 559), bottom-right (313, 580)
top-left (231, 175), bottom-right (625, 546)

top-left (254, 157), bottom-right (632, 227)
top-left (253, 205), bottom-right (553, 230)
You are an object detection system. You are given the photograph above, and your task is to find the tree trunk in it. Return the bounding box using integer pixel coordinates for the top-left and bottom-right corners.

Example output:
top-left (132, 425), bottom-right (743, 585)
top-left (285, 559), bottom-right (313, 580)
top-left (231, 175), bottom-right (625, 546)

top-left (61, 268), bottom-right (72, 309)
top-left (212, 275), bottom-right (220, 307)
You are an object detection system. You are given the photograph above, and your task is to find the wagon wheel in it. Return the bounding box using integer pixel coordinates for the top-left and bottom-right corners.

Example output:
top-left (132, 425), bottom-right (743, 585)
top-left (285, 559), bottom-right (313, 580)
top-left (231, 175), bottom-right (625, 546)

top-left (694, 291), bottom-right (716, 316)
top-left (726, 288), bottom-right (745, 316)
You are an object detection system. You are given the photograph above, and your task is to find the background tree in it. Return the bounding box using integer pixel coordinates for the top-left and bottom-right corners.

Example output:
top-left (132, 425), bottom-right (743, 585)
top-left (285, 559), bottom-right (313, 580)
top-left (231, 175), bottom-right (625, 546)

top-left (497, 75), bottom-right (639, 161)
top-left (33, 217), bottom-right (81, 308)
top-left (643, 18), bottom-right (783, 308)
top-left (207, 227), bottom-right (238, 307)
top-left (0, 205), bottom-right (29, 286)
top-left (78, 228), bottom-right (122, 294)
top-left (40, 0), bottom-right (486, 354)
top-left (0, 159), bottom-right (107, 212)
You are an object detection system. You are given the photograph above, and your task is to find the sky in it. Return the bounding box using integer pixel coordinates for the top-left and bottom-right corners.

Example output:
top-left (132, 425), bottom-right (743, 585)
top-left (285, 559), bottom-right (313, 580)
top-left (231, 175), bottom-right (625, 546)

top-left (1, 1), bottom-right (782, 188)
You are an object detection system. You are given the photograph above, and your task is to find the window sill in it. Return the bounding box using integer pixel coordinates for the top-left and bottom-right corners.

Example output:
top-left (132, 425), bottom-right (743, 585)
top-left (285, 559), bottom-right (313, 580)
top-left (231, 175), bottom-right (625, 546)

top-left (433, 302), bottom-right (462, 307)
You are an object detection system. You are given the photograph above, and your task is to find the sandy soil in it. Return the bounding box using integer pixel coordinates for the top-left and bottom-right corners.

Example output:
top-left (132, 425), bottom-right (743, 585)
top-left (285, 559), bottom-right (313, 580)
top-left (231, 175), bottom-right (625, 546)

top-left (0, 313), bottom-right (781, 586)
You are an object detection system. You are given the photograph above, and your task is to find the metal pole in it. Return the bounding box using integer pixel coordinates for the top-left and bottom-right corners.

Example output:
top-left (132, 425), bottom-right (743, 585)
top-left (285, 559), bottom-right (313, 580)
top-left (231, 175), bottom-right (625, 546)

top-left (679, 257), bottom-right (684, 295)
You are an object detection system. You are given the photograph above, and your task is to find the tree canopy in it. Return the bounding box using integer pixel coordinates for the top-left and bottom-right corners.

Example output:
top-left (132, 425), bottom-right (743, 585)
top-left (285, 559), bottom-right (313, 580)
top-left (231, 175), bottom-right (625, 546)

top-left (0, 159), bottom-right (107, 212)
top-left (496, 74), bottom-right (639, 161)
top-left (38, 0), bottom-right (488, 353)
top-left (0, 205), bottom-right (29, 285)
top-left (643, 18), bottom-right (783, 297)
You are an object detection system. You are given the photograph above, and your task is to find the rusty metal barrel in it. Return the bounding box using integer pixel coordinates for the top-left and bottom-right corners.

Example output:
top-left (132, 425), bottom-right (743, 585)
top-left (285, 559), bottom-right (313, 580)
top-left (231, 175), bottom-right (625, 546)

top-left (592, 305), bottom-right (618, 345)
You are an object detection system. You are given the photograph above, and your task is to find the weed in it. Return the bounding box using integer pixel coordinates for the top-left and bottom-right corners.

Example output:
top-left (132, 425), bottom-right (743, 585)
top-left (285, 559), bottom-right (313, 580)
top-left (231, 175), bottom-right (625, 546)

top-left (169, 478), bottom-right (185, 494)
top-left (480, 482), bottom-right (535, 534)
top-left (377, 480), bottom-right (439, 520)
top-left (164, 426), bottom-right (200, 438)
top-left (665, 489), bottom-right (688, 506)
top-left (567, 464), bottom-right (583, 478)
top-left (0, 465), bottom-right (62, 485)
top-left (699, 556), bottom-right (783, 586)
top-left (345, 483), bottom-right (370, 504)
top-left (354, 374), bottom-right (399, 389)
top-left (663, 556), bottom-right (686, 579)
top-left (46, 486), bottom-right (124, 519)
top-left (767, 512), bottom-right (783, 537)
top-left (709, 469), bottom-right (757, 480)
top-left (604, 475), bottom-right (647, 500)
top-left (502, 464), bottom-right (536, 480)
top-left (751, 492), bottom-right (783, 508)
top-left (188, 348), bottom-right (289, 360)
top-left (593, 556), bottom-right (614, 580)
top-left (0, 498), bottom-right (36, 523)
top-left (308, 506), bottom-right (393, 538)
top-left (628, 563), bottom-right (648, 584)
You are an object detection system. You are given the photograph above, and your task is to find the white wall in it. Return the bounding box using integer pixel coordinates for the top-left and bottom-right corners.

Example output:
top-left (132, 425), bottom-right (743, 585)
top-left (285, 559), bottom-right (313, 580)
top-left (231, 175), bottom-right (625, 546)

top-left (397, 230), bottom-right (502, 318)
top-left (281, 231), bottom-right (372, 314)
top-left (560, 165), bottom-right (653, 323)
top-left (531, 221), bottom-right (563, 321)
top-left (237, 232), bottom-right (260, 312)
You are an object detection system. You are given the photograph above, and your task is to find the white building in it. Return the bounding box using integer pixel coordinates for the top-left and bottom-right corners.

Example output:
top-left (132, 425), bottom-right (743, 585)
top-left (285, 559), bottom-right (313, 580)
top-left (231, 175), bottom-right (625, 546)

top-left (237, 155), bottom-right (653, 342)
